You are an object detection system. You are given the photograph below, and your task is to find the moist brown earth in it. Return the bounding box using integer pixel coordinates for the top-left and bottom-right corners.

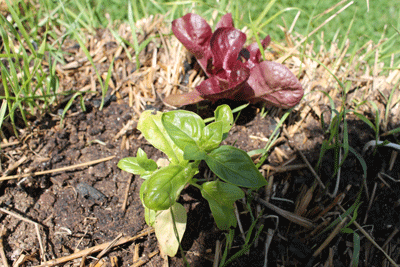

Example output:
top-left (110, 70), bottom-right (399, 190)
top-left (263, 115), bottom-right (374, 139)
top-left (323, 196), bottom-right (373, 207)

top-left (1, 96), bottom-right (400, 266)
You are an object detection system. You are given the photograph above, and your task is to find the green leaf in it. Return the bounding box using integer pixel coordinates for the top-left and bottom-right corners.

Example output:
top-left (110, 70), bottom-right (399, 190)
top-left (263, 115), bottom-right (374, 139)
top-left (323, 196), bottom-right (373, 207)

top-left (201, 121), bottom-right (224, 152)
top-left (118, 148), bottom-right (158, 179)
top-left (201, 181), bottom-right (244, 230)
top-left (183, 145), bottom-right (207, 161)
top-left (162, 110), bottom-right (205, 151)
top-left (137, 148), bottom-right (158, 171)
top-left (154, 202), bottom-right (187, 257)
top-left (205, 146), bottom-right (267, 188)
top-left (140, 162), bottom-right (197, 210)
top-left (138, 110), bottom-right (184, 164)
top-left (214, 104), bottom-right (234, 134)
top-left (144, 206), bottom-right (156, 227)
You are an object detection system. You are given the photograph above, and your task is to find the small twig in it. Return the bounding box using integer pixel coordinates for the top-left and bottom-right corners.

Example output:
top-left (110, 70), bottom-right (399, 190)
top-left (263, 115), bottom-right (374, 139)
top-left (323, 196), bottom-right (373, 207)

top-left (0, 155), bottom-right (116, 181)
top-left (263, 216), bottom-right (278, 267)
top-left (254, 194), bottom-right (315, 229)
top-left (234, 203), bottom-right (246, 242)
top-left (122, 174), bottom-right (133, 212)
top-left (0, 140), bottom-right (19, 149)
top-left (91, 233), bottom-right (123, 266)
top-left (132, 250), bottom-right (160, 267)
top-left (33, 228), bottom-right (155, 267)
top-left (213, 240), bottom-right (221, 267)
top-left (313, 217), bottom-right (348, 257)
top-left (0, 225), bottom-right (9, 267)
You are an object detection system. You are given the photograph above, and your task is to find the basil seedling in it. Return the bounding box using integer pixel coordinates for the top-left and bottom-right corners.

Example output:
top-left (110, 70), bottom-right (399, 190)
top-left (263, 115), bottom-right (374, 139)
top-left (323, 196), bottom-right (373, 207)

top-left (118, 105), bottom-right (266, 256)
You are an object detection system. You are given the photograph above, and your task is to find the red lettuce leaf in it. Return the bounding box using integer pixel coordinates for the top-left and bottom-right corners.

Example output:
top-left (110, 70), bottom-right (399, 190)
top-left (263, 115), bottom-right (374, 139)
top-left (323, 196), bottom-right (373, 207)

top-left (171, 13), bottom-right (213, 73)
top-left (210, 28), bottom-right (246, 72)
top-left (240, 61), bottom-right (303, 108)
top-left (245, 35), bottom-right (271, 69)
top-left (196, 63), bottom-right (250, 101)
top-left (215, 13), bottom-right (234, 29)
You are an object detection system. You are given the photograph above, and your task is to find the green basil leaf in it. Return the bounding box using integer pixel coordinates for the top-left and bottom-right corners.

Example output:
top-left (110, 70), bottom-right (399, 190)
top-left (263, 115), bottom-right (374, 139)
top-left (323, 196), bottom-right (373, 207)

top-left (117, 158), bottom-right (155, 180)
top-left (136, 148), bottom-right (158, 171)
top-left (201, 181), bottom-right (244, 230)
top-left (215, 104), bottom-right (233, 134)
top-left (205, 145), bottom-right (267, 188)
top-left (138, 110), bottom-right (184, 164)
top-left (201, 121), bottom-right (223, 152)
top-left (162, 110), bottom-right (205, 151)
top-left (144, 206), bottom-right (156, 227)
top-left (183, 145), bottom-right (207, 161)
top-left (140, 162), bottom-right (197, 210)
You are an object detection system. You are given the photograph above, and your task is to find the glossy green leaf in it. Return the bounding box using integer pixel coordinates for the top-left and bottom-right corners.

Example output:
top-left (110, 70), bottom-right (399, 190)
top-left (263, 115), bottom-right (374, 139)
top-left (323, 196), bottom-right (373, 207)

top-left (201, 121), bottom-right (224, 152)
top-left (144, 206), bottom-right (156, 227)
top-left (214, 104), bottom-right (234, 134)
top-left (137, 148), bottom-right (158, 170)
top-left (205, 146), bottom-right (267, 188)
top-left (138, 110), bottom-right (184, 164)
top-left (154, 202), bottom-right (187, 257)
top-left (118, 148), bottom-right (158, 179)
top-left (201, 181), bottom-right (244, 230)
top-left (162, 110), bottom-right (205, 151)
top-left (183, 145), bottom-right (207, 161)
top-left (140, 162), bottom-right (197, 210)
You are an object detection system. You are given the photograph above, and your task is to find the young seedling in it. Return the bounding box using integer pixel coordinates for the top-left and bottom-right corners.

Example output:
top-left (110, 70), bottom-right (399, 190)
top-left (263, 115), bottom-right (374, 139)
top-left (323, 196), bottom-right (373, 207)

top-left (164, 13), bottom-right (303, 109)
top-left (118, 104), bottom-right (267, 257)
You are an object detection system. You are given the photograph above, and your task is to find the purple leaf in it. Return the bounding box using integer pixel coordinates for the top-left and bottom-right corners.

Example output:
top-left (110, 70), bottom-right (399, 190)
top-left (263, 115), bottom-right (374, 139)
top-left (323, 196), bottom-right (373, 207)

top-left (172, 13), bottom-right (213, 72)
top-left (245, 35), bottom-right (271, 69)
top-left (169, 13), bottom-right (303, 108)
top-left (196, 63), bottom-right (250, 101)
top-left (215, 13), bottom-right (234, 29)
top-left (241, 61), bottom-right (303, 108)
top-left (210, 28), bottom-right (247, 72)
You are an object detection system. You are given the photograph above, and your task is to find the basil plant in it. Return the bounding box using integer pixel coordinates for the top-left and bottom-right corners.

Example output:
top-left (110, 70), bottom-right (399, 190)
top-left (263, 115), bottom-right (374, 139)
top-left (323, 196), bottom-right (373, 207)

top-left (118, 105), bottom-right (266, 256)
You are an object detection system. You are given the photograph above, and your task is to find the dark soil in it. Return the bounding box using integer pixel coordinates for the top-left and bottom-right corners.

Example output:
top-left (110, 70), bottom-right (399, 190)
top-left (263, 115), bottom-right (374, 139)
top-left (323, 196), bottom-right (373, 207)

top-left (1, 95), bottom-right (400, 267)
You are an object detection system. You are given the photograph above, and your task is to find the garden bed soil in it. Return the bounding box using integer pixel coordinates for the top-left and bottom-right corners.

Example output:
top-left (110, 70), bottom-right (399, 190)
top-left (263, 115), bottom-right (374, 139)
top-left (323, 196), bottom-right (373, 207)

top-left (1, 15), bottom-right (400, 267)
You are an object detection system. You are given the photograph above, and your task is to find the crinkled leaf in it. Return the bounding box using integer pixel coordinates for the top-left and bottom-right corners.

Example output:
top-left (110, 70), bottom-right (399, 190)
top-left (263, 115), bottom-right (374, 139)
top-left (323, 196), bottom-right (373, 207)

top-left (196, 65), bottom-right (249, 101)
top-left (140, 162), bottom-right (197, 210)
top-left (162, 110), bottom-right (205, 151)
top-left (138, 110), bottom-right (184, 164)
top-left (201, 121), bottom-right (224, 152)
top-left (215, 13), bottom-right (234, 29)
top-left (154, 202), bottom-right (187, 257)
top-left (172, 13), bottom-right (212, 73)
top-left (210, 28), bottom-right (246, 71)
top-left (214, 104), bottom-right (234, 134)
top-left (245, 35), bottom-right (271, 69)
top-left (205, 145), bottom-right (266, 188)
top-left (201, 181), bottom-right (244, 230)
top-left (243, 61), bottom-right (303, 108)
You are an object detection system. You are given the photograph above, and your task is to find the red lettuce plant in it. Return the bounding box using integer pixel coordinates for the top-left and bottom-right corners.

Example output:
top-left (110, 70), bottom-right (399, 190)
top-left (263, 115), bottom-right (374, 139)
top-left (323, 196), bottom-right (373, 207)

top-left (164, 13), bottom-right (303, 108)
